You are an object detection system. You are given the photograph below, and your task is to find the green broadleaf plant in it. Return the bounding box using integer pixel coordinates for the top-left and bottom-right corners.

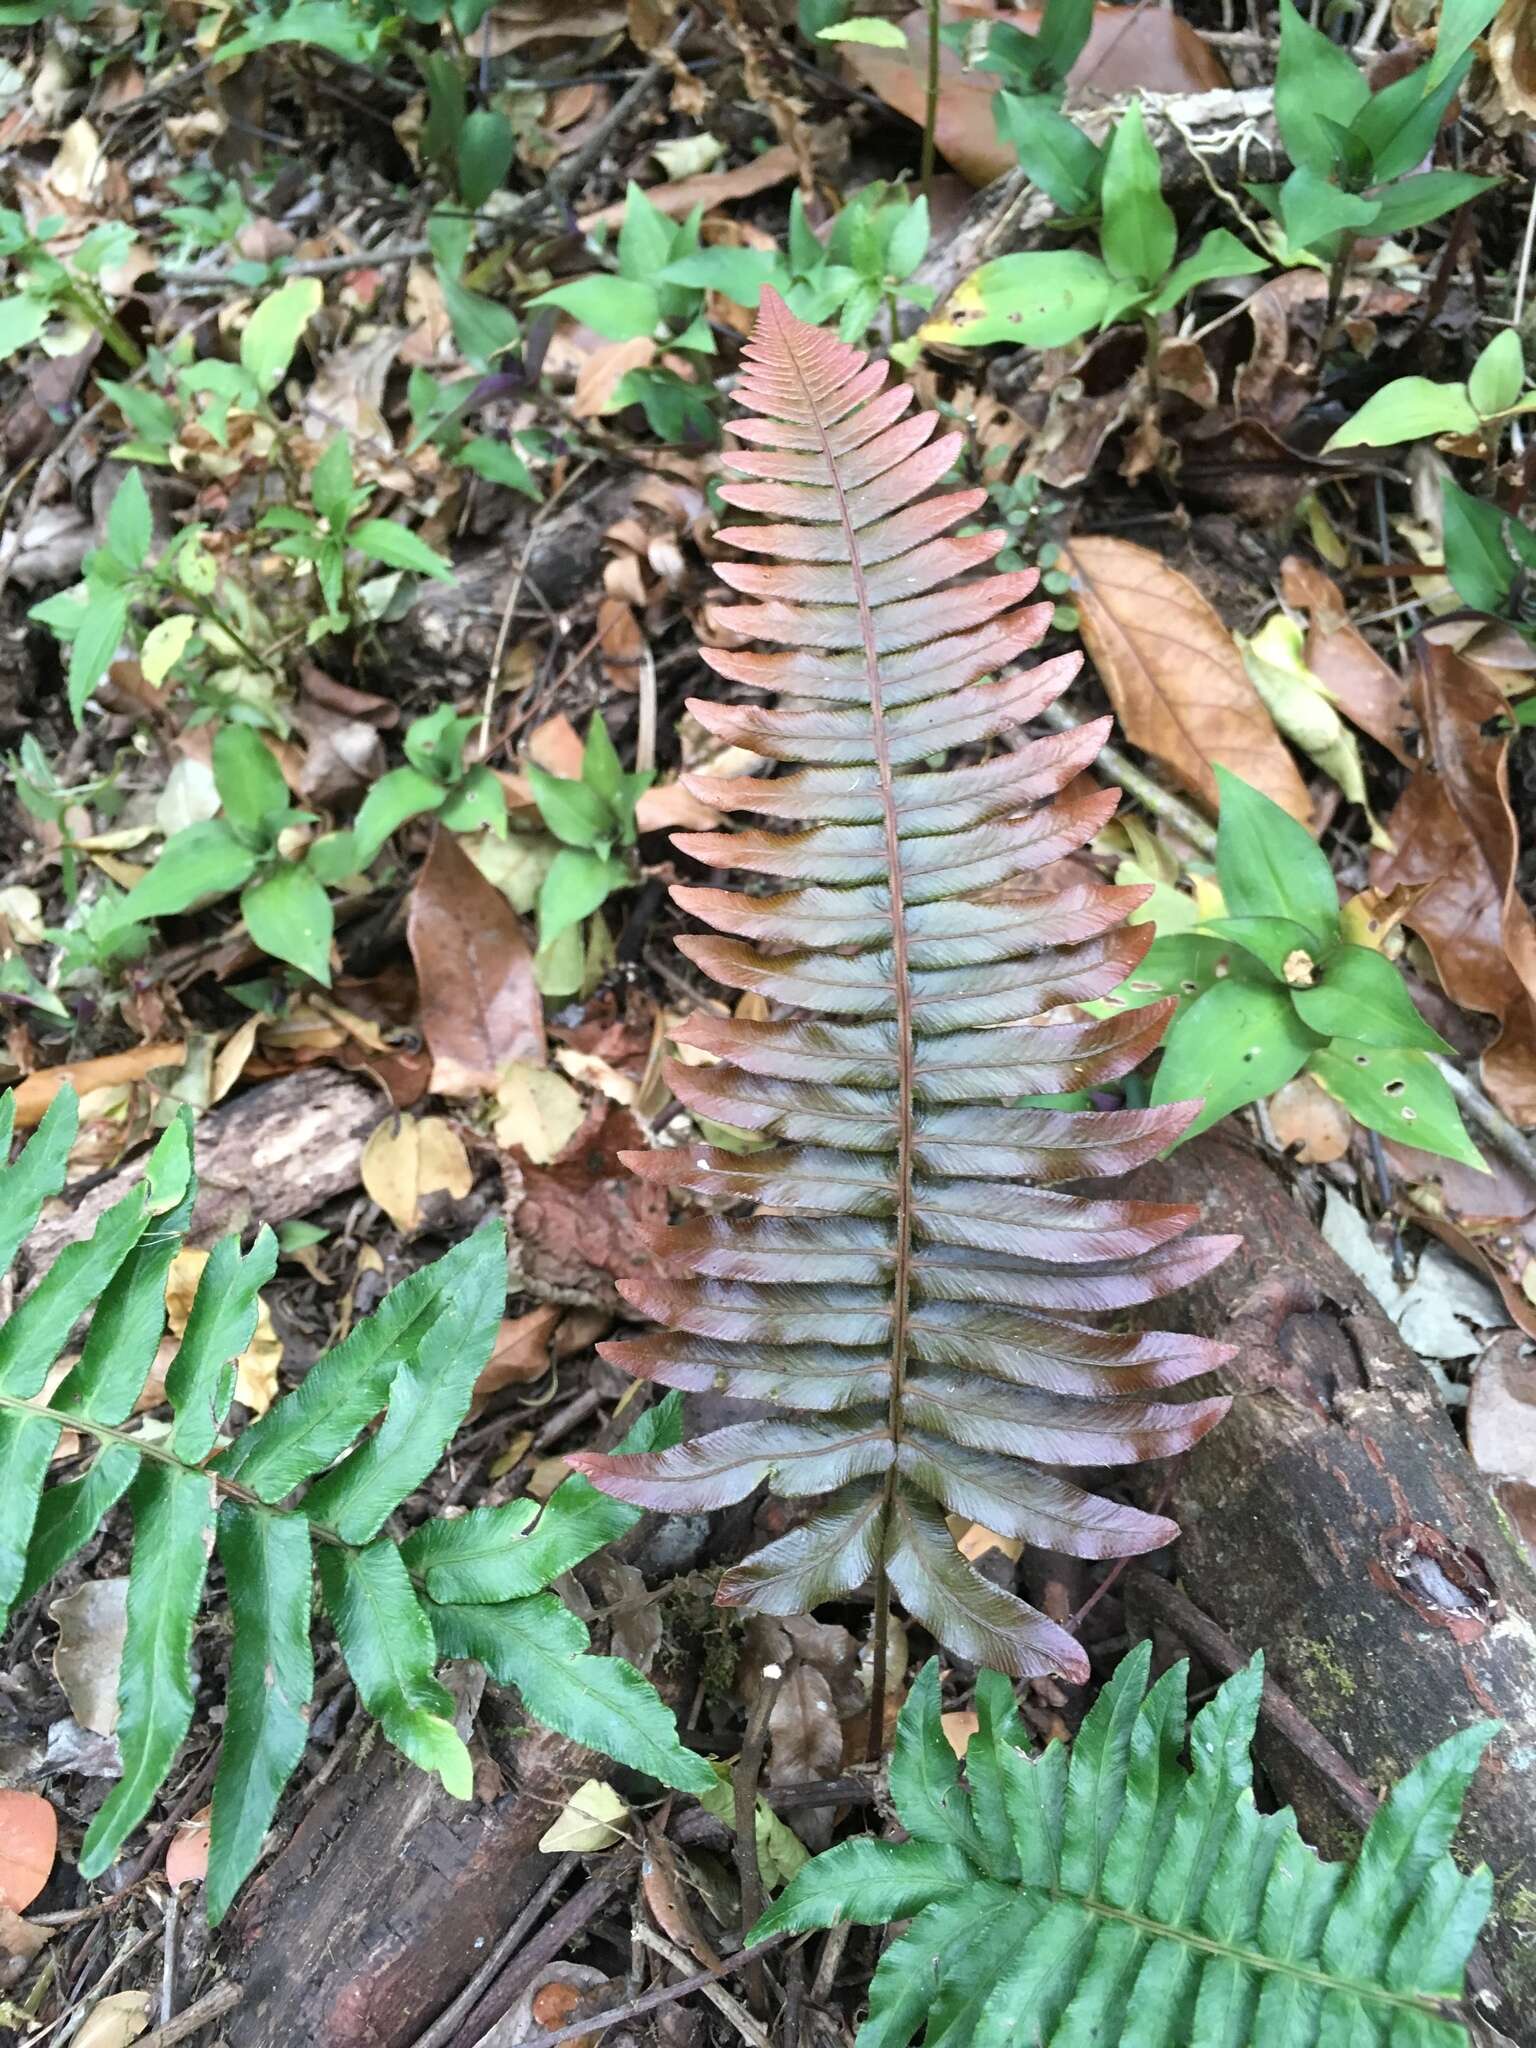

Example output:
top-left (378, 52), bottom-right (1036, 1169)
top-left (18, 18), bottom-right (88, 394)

top-left (1324, 331), bottom-right (1535, 453)
top-left (751, 1645), bottom-right (1496, 2047)
top-left (526, 712), bottom-right (655, 950)
top-left (923, 99), bottom-right (1266, 352)
top-left (1117, 770), bottom-right (1485, 1167)
top-left (0, 1086), bottom-right (711, 1924)
top-left (1441, 477), bottom-right (1536, 639)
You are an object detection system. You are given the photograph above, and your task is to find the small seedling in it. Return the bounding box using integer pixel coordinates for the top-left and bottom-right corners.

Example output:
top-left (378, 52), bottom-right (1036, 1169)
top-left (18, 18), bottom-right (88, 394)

top-left (525, 714), bottom-right (653, 952)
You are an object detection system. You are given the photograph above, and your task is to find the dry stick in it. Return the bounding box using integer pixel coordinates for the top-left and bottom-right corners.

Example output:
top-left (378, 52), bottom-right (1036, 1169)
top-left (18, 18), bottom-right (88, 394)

top-left (131, 1980), bottom-right (243, 2048)
top-left (493, 1931), bottom-right (796, 2048)
top-left (404, 1854), bottom-right (579, 2048)
top-left (456, 1869), bottom-right (626, 2048)
top-left (633, 1925), bottom-right (772, 2048)
top-left (919, 0), bottom-right (941, 199)
top-left (733, 1666), bottom-right (783, 2014)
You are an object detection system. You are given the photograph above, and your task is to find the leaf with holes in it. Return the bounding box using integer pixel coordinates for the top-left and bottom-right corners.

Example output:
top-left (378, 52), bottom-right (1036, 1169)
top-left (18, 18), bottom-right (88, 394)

top-left (566, 293), bottom-right (1236, 1684)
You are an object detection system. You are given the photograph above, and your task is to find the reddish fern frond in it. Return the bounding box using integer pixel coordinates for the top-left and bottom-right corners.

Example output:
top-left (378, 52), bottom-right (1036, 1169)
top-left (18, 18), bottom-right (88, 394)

top-left (567, 292), bottom-right (1237, 1685)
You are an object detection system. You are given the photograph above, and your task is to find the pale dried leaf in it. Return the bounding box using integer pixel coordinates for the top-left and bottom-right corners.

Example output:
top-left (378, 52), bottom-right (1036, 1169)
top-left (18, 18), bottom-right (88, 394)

top-left (0, 1792), bottom-right (56, 1912)
top-left (74, 1990), bottom-right (154, 2048)
top-left (50, 1580), bottom-right (129, 1736)
top-left (361, 1114), bottom-right (474, 1233)
top-left (493, 1062), bottom-right (585, 1165)
top-left (537, 1778), bottom-right (629, 1853)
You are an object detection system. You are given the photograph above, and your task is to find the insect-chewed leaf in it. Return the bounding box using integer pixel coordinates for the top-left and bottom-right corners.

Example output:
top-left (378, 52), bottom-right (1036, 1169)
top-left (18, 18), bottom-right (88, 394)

top-left (569, 289), bottom-right (1237, 1680)
top-left (752, 1652), bottom-right (1496, 2048)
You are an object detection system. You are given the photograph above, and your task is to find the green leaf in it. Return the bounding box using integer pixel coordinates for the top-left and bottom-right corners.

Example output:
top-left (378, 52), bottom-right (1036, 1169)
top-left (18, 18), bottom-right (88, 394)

top-left (1274, 0), bottom-right (1369, 174)
top-left (1366, 168), bottom-right (1499, 236)
top-left (67, 585), bottom-right (128, 724)
top-left (105, 469), bottom-right (153, 572)
top-left (15, 1444), bottom-right (140, 1619)
top-left (1352, 55), bottom-right (1471, 184)
top-left (208, 1505), bottom-right (314, 1927)
top-left (0, 294), bottom-right (49, 360)
top-left (317, 1538), bottom-right (473, 1798)
top-left (140, 613), bottom-right (198, 687)
top-left (0, 1170), bottom-right (166, 1398)
top-left (1323, 375), bottom-right (1481, 451)
top-left (1102, 931), bottom-right (1253, 1014)
top-left (222, 1226), bottom-right (503, 1501)
top-left (429, 1589), bottom-right (715, 1792)
top-left (1468, 329), bottom-right (1526, 420)
top-left (617, 181), bottom-right (679, 283)
top-left (925, 250), bottom-right (1111, 350)
top-left (659, 247), bottom-right (785, 309)
top-left (241, 862), bottom-right (335, 985)
top-left (1308, 1042), bottom-right (1487, 1169)
top-left (1151, 980), bottom-right (1322, 1142)
top-left (1098, 101), bottom-right (1175, 287)
top-left (351, 764), bottom-right (447, 868)
top-left (993, 95), bottom-right (1103, 218)
top-left (213, 723), bottom-right (288, 839)
top-left (531, 275), bottom-right (662, 343)
top-left (311, 432), bottom-right (356, 532)
top-left (526, 763), bottom-right (610, 849)
top-left (1442, 476), bottom-right (1519, 612)
top-left (457, 107), bottom-right (513, 210)
top-left (458, 435), bottom-right (539, 500)
top-left (1144, 228), bottom-right (1267, 313)
top-left (1272, 166), bottom-right (1379, 256)
top-left (752, 1836), bottom-right (975, 1937)
top-left (300, 1218), bottom-right (506, 1541)
top-left (239, 277), bottom-right (323, 391)
top-left (79, 1463), bottom-right (218, 1878)
top-left (1214, 767), bottom-right (1338, 940)
top-left (889, 1659), bottom-right (990, 1864)
top-left (166, 1228), bottom-right (279, 1463)
top-left (1425, 0), bottom-right (1501, 89)
top-left (438, 765), bottom-right (507, 836)
top-left (440, 272), bottom-right (521, 369)
top-left (0, 1088), bottom-right (76, 1280)
top-left (817, 15), bottom-right (906, 43)
top-left (1292, 944), bottom-right (1451, 1053)
top-left (1200, 914), bottom-right (1321, 984)
top-left (351, 518), bottom-right (455, 582)
top-left (104, 819), bottom-right (258, 932)
top-left (539, 846), bottom-right (627, 945)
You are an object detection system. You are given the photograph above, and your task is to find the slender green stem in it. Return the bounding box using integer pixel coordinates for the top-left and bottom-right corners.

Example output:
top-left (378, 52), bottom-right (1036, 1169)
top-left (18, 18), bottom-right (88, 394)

top-left (920, 0), bottom-right (941, 200)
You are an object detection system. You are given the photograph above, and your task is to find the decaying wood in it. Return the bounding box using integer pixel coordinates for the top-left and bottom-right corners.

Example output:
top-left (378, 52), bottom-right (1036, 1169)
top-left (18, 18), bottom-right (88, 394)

top-left (227, 1715), bottom-right (591, 2048)
top-left (908, 86), bottom-right (1282, 324)
top-left (1136, 1131), bottom-right (1536, 2035)
top-left (24, 1068), bottom-right (378, 1275)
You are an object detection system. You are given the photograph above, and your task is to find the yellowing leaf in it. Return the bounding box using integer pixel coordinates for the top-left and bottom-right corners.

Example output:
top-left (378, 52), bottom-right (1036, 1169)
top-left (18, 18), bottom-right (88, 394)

top-left (492, 1061), bottom-right (584, 1164)
top-left (361, 1113), bottom-right (474, 1233)
top-left (140, 614), bottom-right (198, 687)
top-left (537, 1778), bottom-right (629, 1853)
top-left (1235, 613), bottom-right (1390, 850)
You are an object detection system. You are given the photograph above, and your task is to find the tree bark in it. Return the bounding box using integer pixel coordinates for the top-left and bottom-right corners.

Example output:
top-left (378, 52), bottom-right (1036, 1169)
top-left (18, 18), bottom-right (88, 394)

top-left (1135, 1130), bottom-right (1536, 2035)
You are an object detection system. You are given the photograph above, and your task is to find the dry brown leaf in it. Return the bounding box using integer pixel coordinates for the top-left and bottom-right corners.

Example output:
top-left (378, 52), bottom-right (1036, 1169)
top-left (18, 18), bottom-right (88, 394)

top-left (0, 1792), bottom-right (56, 1912)
top-left (572, 337), bottom-right (655, 420)
top-left (407, 828), bottom-right (544, 1097)
top-left (1278, 556), bottom-right (1418, 765)
top-left (1062, 536), bottom-right (1310, 820)
top-left (361, 1114), bottom-right (474, 1233)
top-left (164, 1804), bottom-right (212, 1890)
top-left (509, 1101), bottom-right (667, 1303)
top-left (1488, 0), bottom-right (1536, 119)
top-left (74, 1990), bottom-right (154, 2048)
top-left (473, 1304), bottom-right (560, 1410)
top-left (940, 1710), bottom-right (981, 1759)
top-left (0, 1905), bottom-right (53, 1966)
top-left (50, 1579), bottom-right (128, 1736)
top-left (1267, 1074), bottom-right (1353, 1164)
top-left (1373, 645), bottom-right (1536, 1124)
top-left (13, 1043), bottom-right (187, 1129)
top-left (578, 142), bottom-right (798, 230)
top-left (493, 1061), bottom-right (586, 1165)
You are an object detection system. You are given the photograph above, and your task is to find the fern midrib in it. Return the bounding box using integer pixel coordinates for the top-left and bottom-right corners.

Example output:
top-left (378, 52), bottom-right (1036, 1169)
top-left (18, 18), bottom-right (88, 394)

top-left (775, 317), bottom-right (916, 1754)
top-left (1035, 1881), bottom-right (1466, 2024)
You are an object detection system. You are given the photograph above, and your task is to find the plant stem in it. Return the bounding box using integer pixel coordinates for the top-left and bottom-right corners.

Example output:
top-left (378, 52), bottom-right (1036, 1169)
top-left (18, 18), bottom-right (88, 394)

top-left (865, 1566), bottom-right (892, 1764)
top-left (920, 0), bottom-right (941, 200)
top-left (1322, 231), bottom-right (1358, 347)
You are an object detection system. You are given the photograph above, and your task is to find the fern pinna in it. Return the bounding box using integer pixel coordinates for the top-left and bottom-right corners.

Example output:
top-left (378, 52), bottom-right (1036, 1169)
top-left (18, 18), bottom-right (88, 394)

top-left (0, 1087), bottom-right (710, 1925)
top-left (753, 1648), bottom-right (1495, 2047)
top-left (569, 291), bottom-right (1238, 1693)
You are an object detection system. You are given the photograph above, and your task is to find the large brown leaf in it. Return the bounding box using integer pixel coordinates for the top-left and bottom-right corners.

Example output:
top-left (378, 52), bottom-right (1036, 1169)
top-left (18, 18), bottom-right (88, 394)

top-left (1372, 643), bottom-right (1536, 1124)
top-left (1279, 557), bottom-right (1418, 766)
top-left (1063, 535), bottom-right (1311, 820)
top-left (406, 828), bottom-right (544, 1098)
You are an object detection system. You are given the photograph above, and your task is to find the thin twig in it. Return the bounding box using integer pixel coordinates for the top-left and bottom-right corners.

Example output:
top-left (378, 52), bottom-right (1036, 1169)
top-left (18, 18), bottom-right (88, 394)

top-left (132, 1979), bottom-right (242, 2048)
top-left (733, 1665), bottom-right (782, 2012)
top-left (405, 1855), bottom-right (578, 2048)
top-left (508, 1932), bottom-right (796, 2048)
top-left (633, 1926), bottom-right (772, 2048)
top-left (159, 1888), bottom-right (179, 2029)
top-left (456, 1871), bottom-right (625, 2048)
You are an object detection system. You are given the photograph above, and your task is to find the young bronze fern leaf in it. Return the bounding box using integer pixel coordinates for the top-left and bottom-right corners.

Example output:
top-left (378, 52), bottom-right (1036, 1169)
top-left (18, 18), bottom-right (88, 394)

top-left (569, 291), bottom-right (1239, 1686)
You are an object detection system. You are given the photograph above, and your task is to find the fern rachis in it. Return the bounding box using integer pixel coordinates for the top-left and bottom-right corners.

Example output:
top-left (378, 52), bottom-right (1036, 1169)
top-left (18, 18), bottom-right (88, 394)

top-left (569, 291), bottom-right (1239, 1704)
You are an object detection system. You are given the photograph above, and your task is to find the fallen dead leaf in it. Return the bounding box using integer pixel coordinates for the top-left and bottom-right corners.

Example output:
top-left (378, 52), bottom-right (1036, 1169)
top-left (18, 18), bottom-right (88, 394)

top-left (1373, 644), bottom-right (1536, 1124)
top-left (940, 1711), bottom-right (980, 1759)
top-left (579, 142), bottom-right (798, 228)
top-left (1063, 536), bottom-right (1311, 820)
top-left (538, 1778), bottom-right (629, 1853)
top-left (0, 1792), bottom-right (56, 1912)
top-left (361, 1113), bottom-right (475, 1233)
top-left (50, 1579), bottom-right (129, 1736)
top-left (493, 1061), bottom-right (586, 1165)
top-left (0, 1905), bottom-right (53, 1970)
top-left (473, 1303), bottom-right (560, 1410)
top-left (509, 1101), bottom-right (668, 1303)
top-left (1279, 556), bottom-right (1418, 765)
top-left (1488, 0), bottom-right (1536, 120)
top-left (13, 1044), bottom-right (187, 1129)
top-left (164, 1803), bottom-right (212, 1889)
top-left (1268, 1074), bottom-right (1353, 1164)
top-left (572, 336), bottom-right (655, 419)
top-left (407, 828), bottom-right (545, 1097)
top-left (74, 1989), bottom-right (154, 2048)
top-left (1468, 1330), bottom-right (1536, 1497)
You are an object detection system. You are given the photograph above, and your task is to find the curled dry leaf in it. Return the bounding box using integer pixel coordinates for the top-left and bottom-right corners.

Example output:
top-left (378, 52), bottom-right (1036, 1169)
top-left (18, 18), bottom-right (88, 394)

top-left (1373, 645), bottom-right (1536, 1124)
top-left (12, 1044), bottom-right (187, 1130)
top-left (50, 1578), bottom-right (129, 1736)
top-left (1063, 536), bottom-right (1311, 820)
top-left (407, 829), bottom-right (544, 1098)
top-left (1488, 0), bottom-right (1536, 120)
top-left (0, 1791), bottom-right (56, 1912)
top-left (1279, 556), bottom-right (1418, 765)
top-left (360, 1113), bottom-right (474, 1233)
top-left (472, 1303), bottom-right (560, 1411)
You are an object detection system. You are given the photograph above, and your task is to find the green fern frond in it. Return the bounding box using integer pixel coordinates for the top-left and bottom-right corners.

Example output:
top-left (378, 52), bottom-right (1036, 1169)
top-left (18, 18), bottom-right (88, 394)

top-left (753, 1647), bottom-right (1496, 2047)
top-left (0, 1086), bottom-right (712, 1926)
